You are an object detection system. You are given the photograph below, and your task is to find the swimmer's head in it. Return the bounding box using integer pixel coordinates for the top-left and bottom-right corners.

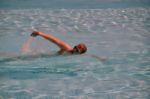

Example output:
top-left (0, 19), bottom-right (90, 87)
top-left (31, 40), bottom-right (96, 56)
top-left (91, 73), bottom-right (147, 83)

top-left (72, 43), bottom-right (87, 54)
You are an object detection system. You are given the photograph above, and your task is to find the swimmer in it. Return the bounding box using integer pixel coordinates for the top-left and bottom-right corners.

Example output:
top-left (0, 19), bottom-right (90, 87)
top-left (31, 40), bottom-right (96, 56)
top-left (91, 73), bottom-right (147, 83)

top-left (0, 31), bottom-right (107, 63)
top-left (30, 31), bottom-right (87, 55)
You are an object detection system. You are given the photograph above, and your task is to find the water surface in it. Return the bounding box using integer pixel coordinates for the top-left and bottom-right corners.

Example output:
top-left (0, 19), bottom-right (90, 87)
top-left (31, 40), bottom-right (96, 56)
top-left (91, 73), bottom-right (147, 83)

top-left (0, 5), bottom-right (150, 99)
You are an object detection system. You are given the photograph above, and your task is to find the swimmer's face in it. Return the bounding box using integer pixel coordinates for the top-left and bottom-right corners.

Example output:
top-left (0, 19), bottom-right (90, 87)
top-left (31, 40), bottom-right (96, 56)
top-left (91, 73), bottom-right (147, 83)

top-left (72, 43), bottom-right (87, 54)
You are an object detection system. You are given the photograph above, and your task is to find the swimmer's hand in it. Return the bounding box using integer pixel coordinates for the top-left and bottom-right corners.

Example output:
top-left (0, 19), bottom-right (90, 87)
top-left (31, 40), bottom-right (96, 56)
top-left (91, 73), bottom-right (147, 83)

top-left (31, 31), bottom-right (40, 37)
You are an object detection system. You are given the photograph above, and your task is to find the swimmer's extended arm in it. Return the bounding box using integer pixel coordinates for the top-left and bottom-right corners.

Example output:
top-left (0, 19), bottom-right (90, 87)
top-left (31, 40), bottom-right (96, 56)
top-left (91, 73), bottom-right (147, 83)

top-left (31, 31), bottom-right (72, 51)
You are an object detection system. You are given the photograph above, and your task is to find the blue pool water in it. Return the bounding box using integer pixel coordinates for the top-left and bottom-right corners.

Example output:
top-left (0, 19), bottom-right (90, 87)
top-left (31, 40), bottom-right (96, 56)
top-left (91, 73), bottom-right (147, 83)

top-left (0, 0), bottom-right (150, 99)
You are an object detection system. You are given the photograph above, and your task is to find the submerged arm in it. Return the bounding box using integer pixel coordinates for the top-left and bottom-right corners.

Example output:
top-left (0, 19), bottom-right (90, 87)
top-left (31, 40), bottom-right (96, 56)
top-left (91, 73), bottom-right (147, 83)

top-left (84, 54), bottom-right (108, 61)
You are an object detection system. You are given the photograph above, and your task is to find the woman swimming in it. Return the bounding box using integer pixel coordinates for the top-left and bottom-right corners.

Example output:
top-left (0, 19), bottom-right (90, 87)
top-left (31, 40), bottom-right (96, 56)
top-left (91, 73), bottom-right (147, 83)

top-left (30, 31), bottom-right (87, 55)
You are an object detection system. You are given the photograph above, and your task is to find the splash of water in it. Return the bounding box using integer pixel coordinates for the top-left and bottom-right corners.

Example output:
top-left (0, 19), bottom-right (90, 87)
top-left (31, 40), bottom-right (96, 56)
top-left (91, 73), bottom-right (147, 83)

top-left (21, 36), bottom-right (35, 54)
